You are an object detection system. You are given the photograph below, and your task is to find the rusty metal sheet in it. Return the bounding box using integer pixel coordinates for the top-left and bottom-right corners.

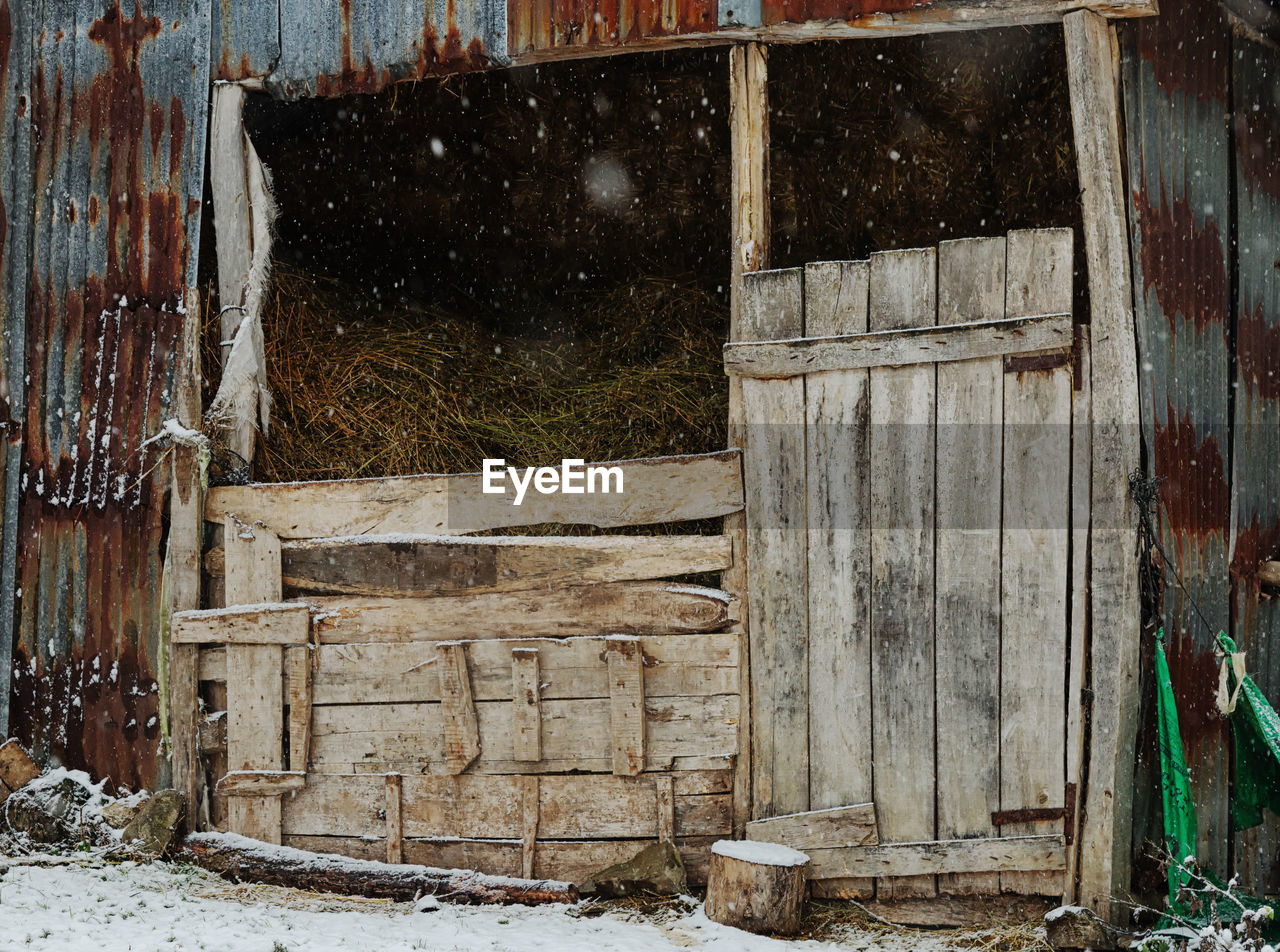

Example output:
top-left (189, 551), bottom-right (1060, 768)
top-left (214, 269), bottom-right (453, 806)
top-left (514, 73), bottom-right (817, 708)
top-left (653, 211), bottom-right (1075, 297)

top-left (212, 0), bottom-right (280, 81)
top-left (4, 0), bottom-right (210, 791)
top-left (1232, 33), bottom-right (1280, 892)
top-left (1120, 0), bottom-right (1232, 881)
top-left (509, 0), bottom-right (719, 54)
top-left (759, 0), bottom-right (930, 25)
top-left (266, 0), bottom-right (507, 100)
top-left (0, 0), bottom-right (34, 737)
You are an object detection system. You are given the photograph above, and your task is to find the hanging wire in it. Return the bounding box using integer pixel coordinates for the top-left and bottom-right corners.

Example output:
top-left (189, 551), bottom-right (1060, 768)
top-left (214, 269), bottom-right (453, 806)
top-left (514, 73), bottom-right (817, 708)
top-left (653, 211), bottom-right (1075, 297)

top-left (1128, 468), bottom-right (1221, 641)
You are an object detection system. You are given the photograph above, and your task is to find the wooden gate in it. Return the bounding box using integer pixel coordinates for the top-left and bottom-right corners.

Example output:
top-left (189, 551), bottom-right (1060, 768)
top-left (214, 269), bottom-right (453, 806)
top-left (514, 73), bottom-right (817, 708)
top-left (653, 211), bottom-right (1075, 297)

top-left (728, 229), bottom-right (1088, 901)
top-left (171, 451), bottom-right (748, 885)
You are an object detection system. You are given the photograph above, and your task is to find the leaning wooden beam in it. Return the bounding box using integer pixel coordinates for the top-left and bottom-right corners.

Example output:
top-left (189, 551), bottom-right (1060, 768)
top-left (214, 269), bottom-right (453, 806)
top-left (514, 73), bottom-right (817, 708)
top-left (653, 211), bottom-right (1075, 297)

top-left (215, 770), bottom-right (306, 795)
top-left (209, 84), bottom-right (252, 370)
top-left (205, 450), bottom-right (744, 538)
top-left (1065, 8), bottom-right (1143, 921)
top-left (805, 835), bottom-right (1067, 880)
top-left (723, 313), bottom-right (1072, 378)
top-left (206, 533), bottom-right (734, 597)
top-left (172, 833), bottom-right (578, 905)
top-left (438, 643), bottom-right (481, 774)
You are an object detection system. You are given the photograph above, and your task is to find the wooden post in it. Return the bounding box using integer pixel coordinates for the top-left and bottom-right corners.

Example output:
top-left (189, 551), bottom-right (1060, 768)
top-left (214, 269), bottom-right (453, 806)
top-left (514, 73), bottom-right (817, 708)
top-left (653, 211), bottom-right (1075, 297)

top-left (224, 520), bottom-right (287, 843)
top-left (286, 645), bottom-right (312, 773)
top-left (520, 775), bottom-right (539, 879)
top-left (705, 840), bottom-right (809, 936)
top-left (168, 289), bottom-right (205, 832)
top-left (727, 41), bottom-right (769, 837)
top-left (385, 773), bottom-right (403, 864)
top-left (1065, 8), bottom-right (1143, 920)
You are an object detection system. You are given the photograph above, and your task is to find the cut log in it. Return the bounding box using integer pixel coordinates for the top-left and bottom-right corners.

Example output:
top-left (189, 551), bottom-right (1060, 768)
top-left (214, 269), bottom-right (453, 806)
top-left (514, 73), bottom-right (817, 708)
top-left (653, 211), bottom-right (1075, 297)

top-left (0, 739), bottom-right (40, 791)
top-left (704, 839), bottom-right (809, 936)
top-left (172, 832), bottom-right (578, 906)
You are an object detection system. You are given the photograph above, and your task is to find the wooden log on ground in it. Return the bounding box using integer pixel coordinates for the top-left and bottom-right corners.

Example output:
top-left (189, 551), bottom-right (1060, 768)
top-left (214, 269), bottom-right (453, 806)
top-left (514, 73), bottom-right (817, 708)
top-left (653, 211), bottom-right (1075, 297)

top-left (172, 832), bottom-right (578, 906)
top-left (704, 839), bottom-right (809, 935)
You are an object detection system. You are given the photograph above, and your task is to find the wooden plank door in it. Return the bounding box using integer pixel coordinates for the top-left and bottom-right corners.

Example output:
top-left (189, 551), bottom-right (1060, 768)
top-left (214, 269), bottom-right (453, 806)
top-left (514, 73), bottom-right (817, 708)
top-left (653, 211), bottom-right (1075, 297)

top-left (732, 229), bottom-right (1083, 902)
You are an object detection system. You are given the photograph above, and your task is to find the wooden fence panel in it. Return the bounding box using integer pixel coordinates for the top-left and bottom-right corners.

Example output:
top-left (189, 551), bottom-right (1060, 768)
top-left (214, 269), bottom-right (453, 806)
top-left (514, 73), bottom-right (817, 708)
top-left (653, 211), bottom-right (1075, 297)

top-left (868, 247), bottom-right (939, 901)
top-left (934, 236), bottom-right (1006, 897)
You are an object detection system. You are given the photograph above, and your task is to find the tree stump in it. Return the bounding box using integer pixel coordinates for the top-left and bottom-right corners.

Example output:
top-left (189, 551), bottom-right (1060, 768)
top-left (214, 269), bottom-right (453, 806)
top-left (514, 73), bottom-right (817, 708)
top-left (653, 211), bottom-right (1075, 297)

top-left (704, 839), bottom-right (810, 935)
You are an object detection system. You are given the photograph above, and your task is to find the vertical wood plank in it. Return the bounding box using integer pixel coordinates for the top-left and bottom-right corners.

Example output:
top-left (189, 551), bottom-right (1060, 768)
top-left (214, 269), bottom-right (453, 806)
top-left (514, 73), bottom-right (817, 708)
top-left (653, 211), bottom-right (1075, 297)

top-left (656, 775), bottom-right (676, 843)
top-left (869, 247), bottom-right (937, 900)
top-left (437, 642), bottom-right (481, 774)
top-left (729, 43), bottom-right (770, 341)
top-left (1066, 10), bottom-right (1144, 918)
top-left (934, 237), bottom-right (1006, 897)
top-left (167, 285), bottom-right (204, 832)
top-left (511, 648), bottom-right (542, 762)
top-left (741, 268), bottom-right (809, 819)
top-left (1066, 324), bottom-right (1093, 902)
top-left (224, 521), bottom-right (285, 843)
top-left (521, 775), bottom-right (540, 879)
top-left (385, 772), bottom-right (403, 864)
top-left (606, 637), bottom-right (646, 776)
top-left (210, 84), bottom-right (251, 368)
top-left (728, 42), bottom-right (769, 835)
top-left (804, 259), bottom-right (873, 899)
top-left (1002, 229), bottom-right (1074, 898)
top-left (286, 645), bottom-right (312, 773)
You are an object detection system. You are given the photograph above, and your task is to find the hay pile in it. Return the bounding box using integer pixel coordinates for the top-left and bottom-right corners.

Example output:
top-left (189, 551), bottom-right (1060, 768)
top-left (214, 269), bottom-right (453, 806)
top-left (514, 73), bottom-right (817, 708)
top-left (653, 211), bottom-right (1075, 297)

top-left (225, 266), bottom-right (727, 484)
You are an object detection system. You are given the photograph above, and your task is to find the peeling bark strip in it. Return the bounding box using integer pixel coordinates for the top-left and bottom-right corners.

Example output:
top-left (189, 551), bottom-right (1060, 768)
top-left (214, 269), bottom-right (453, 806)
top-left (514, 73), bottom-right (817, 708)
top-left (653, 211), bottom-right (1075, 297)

top-left (173, 832), bottom-right (577, 905)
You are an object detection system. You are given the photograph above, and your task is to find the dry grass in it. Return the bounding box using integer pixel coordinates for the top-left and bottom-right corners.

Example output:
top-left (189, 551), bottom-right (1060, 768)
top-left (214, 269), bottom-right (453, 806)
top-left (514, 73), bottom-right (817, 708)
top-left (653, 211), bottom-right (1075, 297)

top-left (203, 266), bottom-right (728, 484)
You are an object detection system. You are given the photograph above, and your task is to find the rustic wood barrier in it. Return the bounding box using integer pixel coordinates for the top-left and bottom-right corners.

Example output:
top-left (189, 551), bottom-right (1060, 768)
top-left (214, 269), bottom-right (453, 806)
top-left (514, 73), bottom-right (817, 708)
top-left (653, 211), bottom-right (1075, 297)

top-left (173, 451), bottom-right (746, 886)
top-left (730, 231), bottom-right (1083, 904)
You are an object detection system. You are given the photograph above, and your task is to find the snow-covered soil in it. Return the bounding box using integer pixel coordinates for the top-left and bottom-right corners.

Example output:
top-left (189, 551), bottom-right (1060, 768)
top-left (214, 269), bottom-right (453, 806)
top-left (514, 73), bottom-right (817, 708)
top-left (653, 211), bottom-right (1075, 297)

top-left (0, 855), bottom-right (1044, 952)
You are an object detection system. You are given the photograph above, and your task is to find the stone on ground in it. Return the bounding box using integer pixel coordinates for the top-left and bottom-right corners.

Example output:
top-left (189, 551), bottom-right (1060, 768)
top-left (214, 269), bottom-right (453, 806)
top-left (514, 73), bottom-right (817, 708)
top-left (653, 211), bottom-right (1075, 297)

top-left (121, 790), bottom-right (186, 857)
top-left (580, 842), bottom-right (688, 897)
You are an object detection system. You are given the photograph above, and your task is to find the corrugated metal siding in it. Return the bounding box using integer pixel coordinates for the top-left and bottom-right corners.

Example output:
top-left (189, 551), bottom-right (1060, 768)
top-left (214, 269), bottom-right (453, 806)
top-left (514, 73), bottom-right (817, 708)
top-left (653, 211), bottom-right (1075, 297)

top-left (1232, 34), bottom-right (1280, 891)
top-left (212, 0), bottom-right (279, 81)
top-left (3, 0), bottom-right (210, 790)
top-left (264, 0), bottom-right (506, 100)
top-left (508, 0), bottom-right (718, 53)
top-left (1120, 0), bottom-right (1233, 881)
top-left (0, 0), bottom-right (34, 738)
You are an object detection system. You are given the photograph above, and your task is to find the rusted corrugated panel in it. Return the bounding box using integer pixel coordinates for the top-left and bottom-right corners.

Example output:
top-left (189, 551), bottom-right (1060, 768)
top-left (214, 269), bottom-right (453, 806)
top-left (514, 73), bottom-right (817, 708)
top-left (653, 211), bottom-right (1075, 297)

top-left (508, 0), bottom-right (718, 53)
top-left (266, 0), bottom-right (507, 100)
top-left (1232, 34), bottom-right (1280, 892)
top-left (1120, 0), bottom-right (1232, 881)
top-left (0, 0), bottom-right (35, 737)
top-left (759, 0), bottom-right (930, 25)
top-left (5, 0), bottom-right (210, 791)
top-left (212, 0), bottom-right (279, 81)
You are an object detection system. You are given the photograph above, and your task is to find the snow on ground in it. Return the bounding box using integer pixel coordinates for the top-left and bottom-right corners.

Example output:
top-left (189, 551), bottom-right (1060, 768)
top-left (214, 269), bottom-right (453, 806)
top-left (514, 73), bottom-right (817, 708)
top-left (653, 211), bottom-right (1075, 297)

top-left (0, 855), bottom-right (1034, 952)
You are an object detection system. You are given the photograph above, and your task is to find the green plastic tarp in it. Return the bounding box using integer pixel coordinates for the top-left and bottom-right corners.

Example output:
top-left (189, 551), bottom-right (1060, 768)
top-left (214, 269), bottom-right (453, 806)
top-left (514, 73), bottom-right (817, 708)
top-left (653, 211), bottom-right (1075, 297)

top-left (1218, 632), bottom-right (1280, 832)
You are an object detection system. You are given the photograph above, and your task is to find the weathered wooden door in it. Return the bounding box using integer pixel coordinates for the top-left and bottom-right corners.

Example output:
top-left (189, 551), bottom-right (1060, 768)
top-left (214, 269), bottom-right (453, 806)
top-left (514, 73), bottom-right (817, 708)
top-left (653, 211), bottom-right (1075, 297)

top-left (730, 228), bottom-right (1087, 902)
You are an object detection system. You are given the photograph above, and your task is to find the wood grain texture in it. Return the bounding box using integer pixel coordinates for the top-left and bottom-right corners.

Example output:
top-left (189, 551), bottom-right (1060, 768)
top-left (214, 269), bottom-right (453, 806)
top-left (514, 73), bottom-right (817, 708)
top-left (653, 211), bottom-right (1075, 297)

top-left (521, 775), bottom-right (540, 878)
top-left (281, 771), bottom-right (733, 840)
top-left (741, 267), bottom-right (809, 819)
top-left (746, 802), bottom-right (878, 851)
top-left (302, 582), bottom-right (736, 642)
top-left (1001, 228), bottom-right (1073, 897)
top-left (1065, 9), bottom-right (1143, 918)
top-left (803, 259), bottom-right (874, 898)
top-left (210, 83), bottom-right (251, 369)
top-left (729, 42), bottom-right (769, 341)
top-left (705, 847), bottom-right (808, 936)
top-left (511, 648), bottom-right (542, 762)
top-left (437, 643), bottom-right (481, 774)
top-left (933, 237), bottom-right (1005, 897)
top-left (206, 451), bottom-right (744, 539)
top-left (215, 770), bottom-right (306, 795)
top-left (210, 534), bottom-right (734, 597)
top-left (806, 836), bottom-right (1066, 881)
top-left (224, 523), bottom-right (285, 843)
top-left (724, 313), bottom-right (1071, 378)
top-left (868, 247), bottom-right (937, 900)
top-left (286, 646), bottom-right (312, 773)
top-left (656, 775), bottom-right (676, 843)
top-left (607, 638), bottom-right (646, 776)
top-left (306, 694), bottom-right (738, 775)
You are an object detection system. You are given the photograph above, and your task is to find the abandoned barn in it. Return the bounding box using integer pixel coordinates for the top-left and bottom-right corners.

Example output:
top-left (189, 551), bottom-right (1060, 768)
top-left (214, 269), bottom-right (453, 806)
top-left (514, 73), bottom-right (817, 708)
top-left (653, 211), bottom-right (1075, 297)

top-left (1, 0), bottom-right (1278, 928)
